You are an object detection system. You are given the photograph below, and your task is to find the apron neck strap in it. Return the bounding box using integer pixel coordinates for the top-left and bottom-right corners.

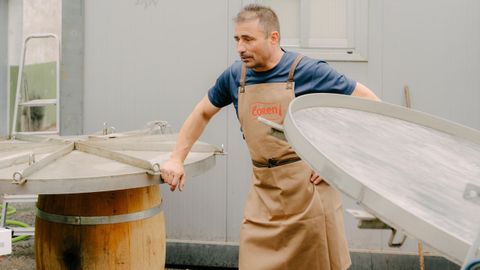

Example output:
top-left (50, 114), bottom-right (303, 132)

top-left (239, 54), bottom-right (304, 92)
top-left (239, 63), bottom-right (247, 93)
top-left (287, 54), bottom-right (304, 83)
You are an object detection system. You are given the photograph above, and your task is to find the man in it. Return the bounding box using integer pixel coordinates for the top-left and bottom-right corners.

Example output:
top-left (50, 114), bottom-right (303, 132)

top-left (161, 4), bottom-right (380, 270)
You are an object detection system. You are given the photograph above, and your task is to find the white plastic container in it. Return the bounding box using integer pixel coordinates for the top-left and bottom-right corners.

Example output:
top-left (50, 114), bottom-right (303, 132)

top-left (0, 228), bottom-right (12, 256)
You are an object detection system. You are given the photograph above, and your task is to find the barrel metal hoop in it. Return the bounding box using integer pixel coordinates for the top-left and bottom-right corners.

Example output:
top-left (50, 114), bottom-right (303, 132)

top-left (36, 203), bottom-right (163, 225)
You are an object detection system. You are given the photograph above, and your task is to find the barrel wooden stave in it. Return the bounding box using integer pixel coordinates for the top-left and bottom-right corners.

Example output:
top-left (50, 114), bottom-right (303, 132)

top-left (35, 185), bottom-right (165, 270)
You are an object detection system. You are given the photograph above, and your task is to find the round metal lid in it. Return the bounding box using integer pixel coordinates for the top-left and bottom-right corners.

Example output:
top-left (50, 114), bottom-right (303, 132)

top-left (284, 93), bottom-right (480, 265)
top-left (0, 128), bottom-right (222, 195)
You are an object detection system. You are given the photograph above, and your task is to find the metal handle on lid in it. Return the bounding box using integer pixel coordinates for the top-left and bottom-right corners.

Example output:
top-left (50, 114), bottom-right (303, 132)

top-left (257, 116), bottom-right (287, 141)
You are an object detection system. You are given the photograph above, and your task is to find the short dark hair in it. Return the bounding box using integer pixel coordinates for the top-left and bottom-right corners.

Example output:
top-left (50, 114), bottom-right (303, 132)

top-left (233, 4), bottom-right (280, 40)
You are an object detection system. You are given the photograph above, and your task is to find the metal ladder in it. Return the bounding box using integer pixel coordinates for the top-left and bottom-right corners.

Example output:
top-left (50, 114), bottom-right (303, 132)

top-left (11, 33), bottom-right (60, 136)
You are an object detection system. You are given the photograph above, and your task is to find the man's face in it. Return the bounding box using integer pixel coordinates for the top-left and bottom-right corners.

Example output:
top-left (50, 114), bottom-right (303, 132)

top-left (234, 19), bottom-right (276, 71)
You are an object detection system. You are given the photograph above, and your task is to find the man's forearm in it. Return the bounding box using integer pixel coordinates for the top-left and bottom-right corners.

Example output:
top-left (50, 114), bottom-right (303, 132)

top-left (352, 82), bottom-right (381, 101)
top-left (170, 96), bottom-right (220, 162)
top-left (170, 111), bottom-right (210, 162)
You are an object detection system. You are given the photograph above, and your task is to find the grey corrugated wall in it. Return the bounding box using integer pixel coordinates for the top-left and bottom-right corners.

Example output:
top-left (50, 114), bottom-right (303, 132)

top-left (80, 0), bottom-right (480, 257)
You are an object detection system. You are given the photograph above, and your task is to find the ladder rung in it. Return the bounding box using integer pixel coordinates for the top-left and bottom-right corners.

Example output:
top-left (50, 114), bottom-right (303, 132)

top-left (19, 99), bottom-right (57, 107)
top-left (11, 227), bottom-right (35, 236)
top-left (14, 131), bottom-right (58, 136)
top-left (3, 194), bottom-right (38, 203)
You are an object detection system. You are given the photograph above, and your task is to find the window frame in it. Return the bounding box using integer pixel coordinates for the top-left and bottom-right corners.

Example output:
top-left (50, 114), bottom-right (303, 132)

top-left (245, 0), bottom-right (368, 62)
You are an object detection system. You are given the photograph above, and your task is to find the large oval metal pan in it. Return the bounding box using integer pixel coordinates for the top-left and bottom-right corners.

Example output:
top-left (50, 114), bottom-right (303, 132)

top-left (284, 93), bottom-right (480, 265)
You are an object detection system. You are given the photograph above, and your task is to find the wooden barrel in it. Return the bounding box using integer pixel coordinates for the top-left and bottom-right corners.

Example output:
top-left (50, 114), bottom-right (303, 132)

top-left (35, 185), bottom-right (165, 270)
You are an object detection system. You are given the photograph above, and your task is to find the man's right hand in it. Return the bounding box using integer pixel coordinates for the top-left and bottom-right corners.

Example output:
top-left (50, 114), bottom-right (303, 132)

top-left (160, 159), bottom-right (186, 192)
top-left (159, 95), bottom-right (220, 192)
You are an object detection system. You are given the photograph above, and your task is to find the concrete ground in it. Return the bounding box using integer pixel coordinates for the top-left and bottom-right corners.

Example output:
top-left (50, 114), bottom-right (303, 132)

top-left (0, 203), bottom-right (236, 270)
top-left (1, 202), bottom-right (36, 270)
top-left (1, 203), bottom-right (461, 270)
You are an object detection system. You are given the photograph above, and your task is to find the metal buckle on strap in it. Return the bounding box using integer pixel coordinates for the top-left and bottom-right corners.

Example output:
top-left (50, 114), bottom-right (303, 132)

top-left (267, 158), bottom-right (278, 168)
top-left (252, 157), bottom-right (301, 168)
top-left (286, 81), bottom-right (294, 90)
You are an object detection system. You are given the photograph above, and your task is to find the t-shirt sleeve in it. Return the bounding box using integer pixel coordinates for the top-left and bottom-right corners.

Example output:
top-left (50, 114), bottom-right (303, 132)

top-left (207, 68), bottom-right (233, 108)
top-left (309, 61), bottom-right (356, 95)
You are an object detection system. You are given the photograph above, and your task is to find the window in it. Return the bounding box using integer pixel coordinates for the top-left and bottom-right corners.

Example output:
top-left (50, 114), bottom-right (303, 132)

top-left (249, 0), bottom-right (368, 61)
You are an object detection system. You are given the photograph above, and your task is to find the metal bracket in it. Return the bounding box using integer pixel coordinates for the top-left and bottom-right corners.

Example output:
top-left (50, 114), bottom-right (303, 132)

top-left (347, 209), bottom-right (407, 248)
top-left (388, 228), bottom-right (408, 248)
top-left (145, 120), bottom-right (172, 135)
top-left (102, 122), bottom-right (116, 135)
top-left (215, 144), bottom-right (227, 156)
top-left (464, 183), bottom-right (480, 206)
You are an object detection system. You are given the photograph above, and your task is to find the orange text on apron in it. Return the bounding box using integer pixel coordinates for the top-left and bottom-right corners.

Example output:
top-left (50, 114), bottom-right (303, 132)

top-left (237, 54), bottom-right (351, 270)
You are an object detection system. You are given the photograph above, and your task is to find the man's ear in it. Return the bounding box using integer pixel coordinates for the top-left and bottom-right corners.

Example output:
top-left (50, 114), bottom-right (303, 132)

top-left (270, 31), bottom-right (280, 45)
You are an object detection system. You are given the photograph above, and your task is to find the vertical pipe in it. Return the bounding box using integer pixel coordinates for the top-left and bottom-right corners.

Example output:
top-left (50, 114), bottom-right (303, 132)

top-left (404, 86), bottom-right (412, 109)
top-left (60, 0), bottom-right (84, 135)
top-left (418, 241), bottom-right (425, 270)
top-left (0, 0), bottom-right (8, 137)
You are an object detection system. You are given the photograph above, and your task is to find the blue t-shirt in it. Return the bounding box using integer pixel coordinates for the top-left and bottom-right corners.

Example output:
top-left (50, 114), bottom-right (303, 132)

top-left (208, 51), bottom-right (356, 112)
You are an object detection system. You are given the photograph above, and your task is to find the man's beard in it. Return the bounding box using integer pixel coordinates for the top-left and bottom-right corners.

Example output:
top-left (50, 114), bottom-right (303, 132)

top-left (244, 58), bottom-right (266, 70)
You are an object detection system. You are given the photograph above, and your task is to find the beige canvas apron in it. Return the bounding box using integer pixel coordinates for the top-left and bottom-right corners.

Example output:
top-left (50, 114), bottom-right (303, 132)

top-left (237, 55), bottom-right (351, 270)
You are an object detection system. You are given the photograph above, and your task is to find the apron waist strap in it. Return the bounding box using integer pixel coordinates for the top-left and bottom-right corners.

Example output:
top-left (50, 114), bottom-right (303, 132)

top-left (252, 157), bottom-right (301, 168)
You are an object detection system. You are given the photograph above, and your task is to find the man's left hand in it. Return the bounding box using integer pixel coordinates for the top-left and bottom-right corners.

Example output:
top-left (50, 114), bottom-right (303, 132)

top-left (310, 171), bottom-right (323, 185)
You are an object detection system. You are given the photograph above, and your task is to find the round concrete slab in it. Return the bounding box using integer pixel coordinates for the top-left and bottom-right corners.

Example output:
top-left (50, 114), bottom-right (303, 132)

top-left (0, 132), bottom-right (221, 195)
top-left (284, 93), bottom-right (480, 265)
